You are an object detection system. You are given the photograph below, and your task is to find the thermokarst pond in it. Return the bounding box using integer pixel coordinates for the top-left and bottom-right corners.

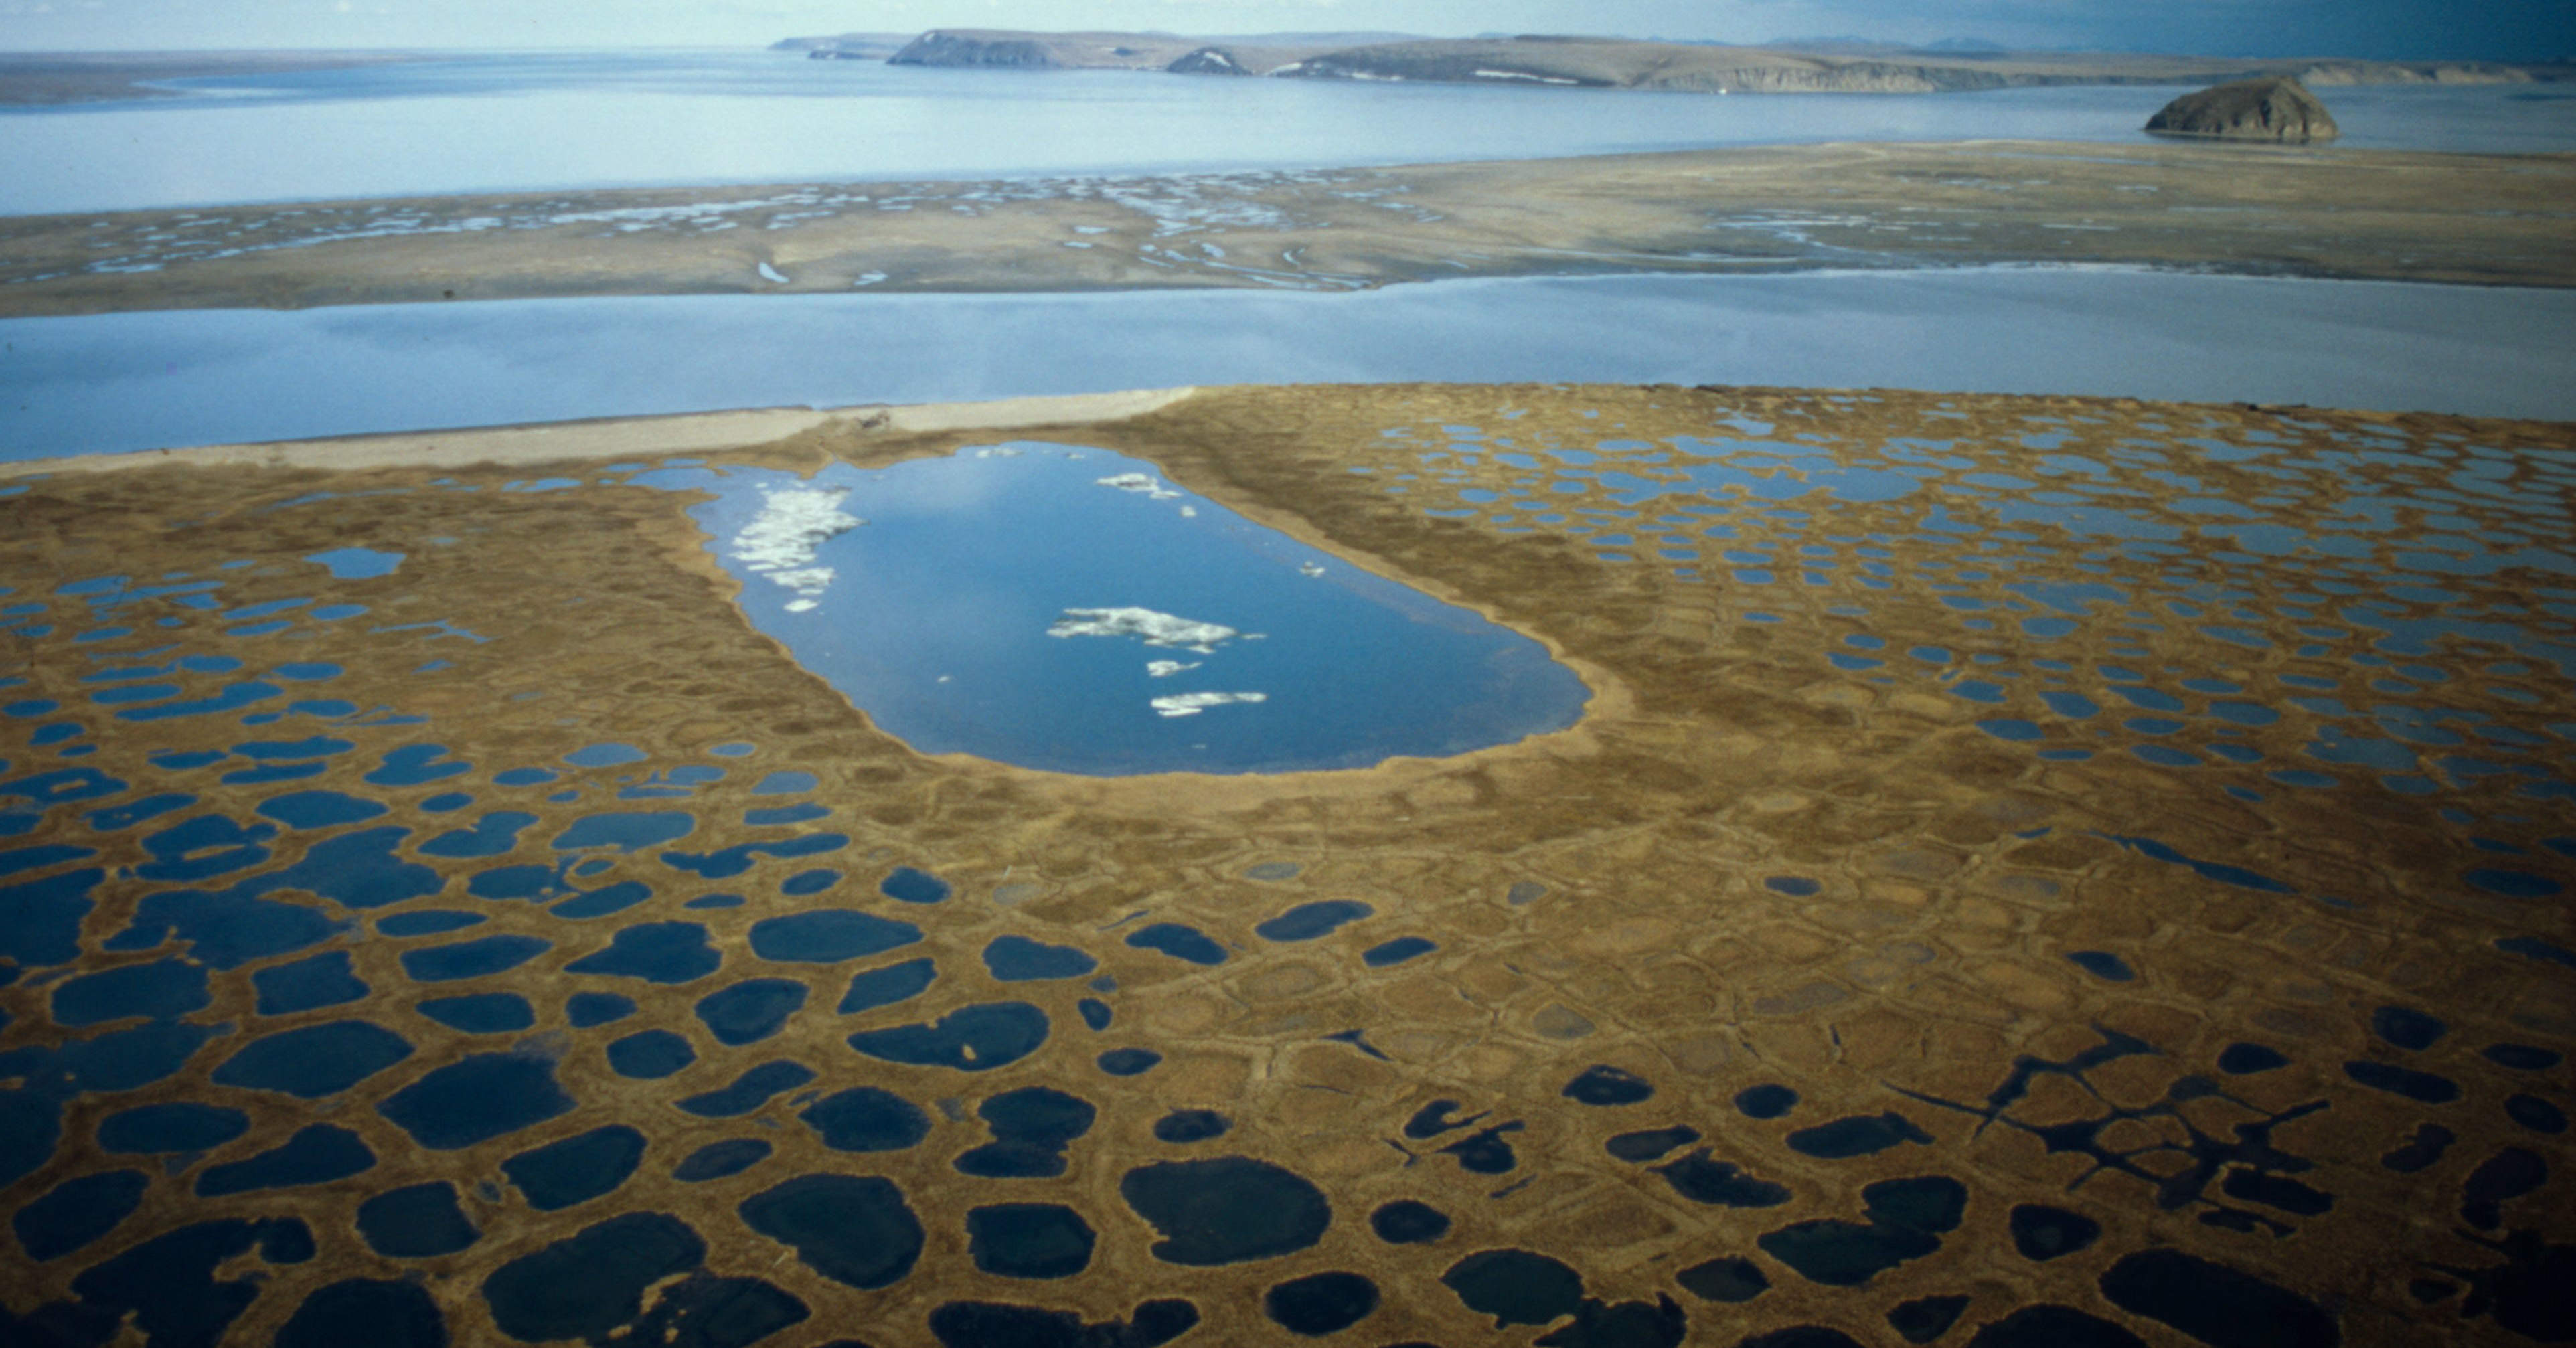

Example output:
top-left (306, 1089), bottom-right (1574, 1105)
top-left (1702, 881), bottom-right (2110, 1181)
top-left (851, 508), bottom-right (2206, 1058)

top-left (645, 444), bottom-right (1591, 775)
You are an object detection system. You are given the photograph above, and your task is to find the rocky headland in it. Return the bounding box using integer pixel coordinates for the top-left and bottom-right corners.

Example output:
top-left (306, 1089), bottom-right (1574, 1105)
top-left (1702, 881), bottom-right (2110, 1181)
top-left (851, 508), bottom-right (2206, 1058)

top-left (2146, 76), bottom-right (2342, 142)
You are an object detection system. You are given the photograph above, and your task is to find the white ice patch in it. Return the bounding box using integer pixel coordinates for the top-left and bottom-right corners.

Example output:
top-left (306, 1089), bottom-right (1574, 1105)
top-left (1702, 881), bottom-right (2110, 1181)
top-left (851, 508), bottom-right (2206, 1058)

top-left (732, 487), bottom-right (863, 613)
top-left (1145, 659), bottom-right (1201, 678)
top-left (1049, 606), bottom-right (1236, 653)
top-left (1096, 472), bottom-right (1182, 501)
top-left (1151, 691), bottom-right (1267, 718)
top-left (757, 262), bottom-right (789, 284)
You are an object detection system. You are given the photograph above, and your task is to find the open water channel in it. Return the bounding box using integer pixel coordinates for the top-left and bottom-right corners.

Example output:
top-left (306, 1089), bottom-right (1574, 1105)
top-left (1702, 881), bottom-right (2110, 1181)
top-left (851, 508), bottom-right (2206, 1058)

top-left (3, 51), bottom-right (2572, 213)
top-left (3, 268), bottom-right (2573, 460)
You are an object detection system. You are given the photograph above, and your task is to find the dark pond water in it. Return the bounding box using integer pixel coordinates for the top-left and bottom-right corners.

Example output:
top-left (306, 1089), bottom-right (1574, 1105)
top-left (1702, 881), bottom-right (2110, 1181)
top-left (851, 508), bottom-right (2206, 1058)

top-left (647, 445), bottom-right (1591, 774)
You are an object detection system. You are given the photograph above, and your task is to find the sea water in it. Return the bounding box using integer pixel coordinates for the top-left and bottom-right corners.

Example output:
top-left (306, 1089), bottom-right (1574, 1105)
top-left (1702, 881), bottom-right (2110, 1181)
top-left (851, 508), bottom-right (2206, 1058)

top-left (3, 51), bottom-right (2569, 214)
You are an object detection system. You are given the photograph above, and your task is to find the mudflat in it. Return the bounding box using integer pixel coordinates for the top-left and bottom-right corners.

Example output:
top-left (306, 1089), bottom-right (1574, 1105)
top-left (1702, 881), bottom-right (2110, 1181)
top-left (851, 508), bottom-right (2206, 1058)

top-left (3, 139), bottom-right (2570, 317)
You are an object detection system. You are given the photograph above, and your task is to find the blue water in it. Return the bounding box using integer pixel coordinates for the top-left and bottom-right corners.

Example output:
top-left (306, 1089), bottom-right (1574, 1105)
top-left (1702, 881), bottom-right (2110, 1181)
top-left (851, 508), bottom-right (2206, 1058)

top-left (5, 52), bottom-right (2568, 215)
top-left (6, 272), bottom-right (2571, 463)
top-left (653, 446), bottom-right (1589, 775)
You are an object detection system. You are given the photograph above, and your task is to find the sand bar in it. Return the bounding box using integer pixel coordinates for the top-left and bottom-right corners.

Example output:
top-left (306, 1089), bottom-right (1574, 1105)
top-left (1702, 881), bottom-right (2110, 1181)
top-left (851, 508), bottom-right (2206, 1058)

top-left (0, 388), bottom-right (1200, 479)
top-left (3, 139), bottom-right (2571, 318)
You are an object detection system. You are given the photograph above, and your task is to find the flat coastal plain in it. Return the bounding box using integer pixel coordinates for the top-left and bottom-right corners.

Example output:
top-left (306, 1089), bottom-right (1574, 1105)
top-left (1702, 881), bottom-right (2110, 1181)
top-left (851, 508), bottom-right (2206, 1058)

top-left (0, 50), bottom-right (420, 105)
top-left (2, 382), bottom-right (2573, 1345)
top-left (3, 140), bottom-right (2571, 316)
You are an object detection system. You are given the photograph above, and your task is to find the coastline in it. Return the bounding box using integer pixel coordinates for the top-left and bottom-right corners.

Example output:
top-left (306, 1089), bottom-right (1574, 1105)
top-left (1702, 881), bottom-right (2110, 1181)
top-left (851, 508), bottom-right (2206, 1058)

top-left (3, 139), bottom-right (2570, 319)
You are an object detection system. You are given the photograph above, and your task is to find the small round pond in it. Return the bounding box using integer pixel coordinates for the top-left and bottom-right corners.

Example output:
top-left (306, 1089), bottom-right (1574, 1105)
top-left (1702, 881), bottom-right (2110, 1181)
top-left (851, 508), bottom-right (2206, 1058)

top-left (645, 444), bottom-right (1589, 774)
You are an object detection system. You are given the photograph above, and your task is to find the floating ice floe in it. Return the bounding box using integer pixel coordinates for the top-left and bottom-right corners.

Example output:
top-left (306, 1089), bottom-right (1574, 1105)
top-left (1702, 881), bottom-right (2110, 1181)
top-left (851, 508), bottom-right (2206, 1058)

top-left (1097, 472), bottom-right (1182, 501)
top-left (1145, 660), bottom-right (1202, 678)
top-left (1049, 606), bottom-right (1236, 653)
top-left (1299, 562), bottom-right (1326, 577)
top-left (732, 487), bottom-right (864, 612)
top-left (1151, 691), bottom-right (1267, 718)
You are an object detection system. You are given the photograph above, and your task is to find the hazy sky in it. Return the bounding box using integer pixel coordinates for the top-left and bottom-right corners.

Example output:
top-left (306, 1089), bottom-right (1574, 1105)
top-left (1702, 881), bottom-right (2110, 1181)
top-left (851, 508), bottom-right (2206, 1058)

top-left (1, 0), bottom-right (2566, 60)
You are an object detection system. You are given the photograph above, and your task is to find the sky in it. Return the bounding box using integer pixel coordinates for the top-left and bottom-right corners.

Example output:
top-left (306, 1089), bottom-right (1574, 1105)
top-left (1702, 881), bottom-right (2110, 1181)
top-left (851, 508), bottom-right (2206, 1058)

top-left (0, 0), bottom-right (2567, 61)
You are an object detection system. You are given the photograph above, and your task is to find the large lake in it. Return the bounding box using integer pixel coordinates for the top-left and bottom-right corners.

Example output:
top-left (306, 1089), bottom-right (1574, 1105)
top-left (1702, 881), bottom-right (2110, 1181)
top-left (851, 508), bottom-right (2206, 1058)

top-left (4, 51), bottom-right (2571, 214)
top-left (3, 269), bottom-right (2571, 460)
top-left (648, 448), bottom-right (1590, 774)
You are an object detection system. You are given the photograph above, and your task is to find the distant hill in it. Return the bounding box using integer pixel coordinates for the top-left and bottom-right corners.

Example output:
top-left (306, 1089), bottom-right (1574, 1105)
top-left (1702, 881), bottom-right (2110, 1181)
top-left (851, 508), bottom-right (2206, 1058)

top-left (876, 29), bottom-right (1418, 74)
top-left (850, 29), bottom-right (2541, 93)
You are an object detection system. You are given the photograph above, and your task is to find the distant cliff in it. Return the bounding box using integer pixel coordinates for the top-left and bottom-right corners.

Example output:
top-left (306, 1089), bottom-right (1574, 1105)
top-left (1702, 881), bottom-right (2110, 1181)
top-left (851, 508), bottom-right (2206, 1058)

top-left (829, 29), bottom-right (2545, 96)
top-left (889, 30), bottom-right (1214, 70)
top-left (1264, 36), bottom-right (2537, 95)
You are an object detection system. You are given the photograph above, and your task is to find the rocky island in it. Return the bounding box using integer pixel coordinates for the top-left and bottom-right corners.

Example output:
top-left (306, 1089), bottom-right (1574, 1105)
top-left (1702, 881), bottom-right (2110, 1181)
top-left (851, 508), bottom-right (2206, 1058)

top-left (2147, 76), bottom-right (2342, 142)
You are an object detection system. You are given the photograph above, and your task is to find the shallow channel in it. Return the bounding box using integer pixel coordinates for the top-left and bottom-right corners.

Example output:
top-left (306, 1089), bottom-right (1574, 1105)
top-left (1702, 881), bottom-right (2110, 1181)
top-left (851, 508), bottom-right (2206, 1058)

top-left (6, 269), bottom-right (2574, 462)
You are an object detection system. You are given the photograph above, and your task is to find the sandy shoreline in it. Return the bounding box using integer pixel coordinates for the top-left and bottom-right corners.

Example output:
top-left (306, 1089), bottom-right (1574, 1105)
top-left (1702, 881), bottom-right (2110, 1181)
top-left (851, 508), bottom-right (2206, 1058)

top-left (3, 139), bottom-right (2570, 318)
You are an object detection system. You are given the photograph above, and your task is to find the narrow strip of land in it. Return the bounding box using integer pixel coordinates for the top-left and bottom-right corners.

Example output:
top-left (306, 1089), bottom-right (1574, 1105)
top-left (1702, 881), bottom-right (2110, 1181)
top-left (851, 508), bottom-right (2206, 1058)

top-left (0, 50), bottom-right (421, 105)
top-left (1, 140), bottom-right (2569, 317)
top-left (0, 388), bottom-right (1199, 479)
